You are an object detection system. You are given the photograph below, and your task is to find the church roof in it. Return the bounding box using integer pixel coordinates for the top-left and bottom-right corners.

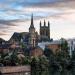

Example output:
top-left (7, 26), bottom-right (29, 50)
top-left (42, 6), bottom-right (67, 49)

top-left (20, 32), bottom-right (29, 36)
top-left (10, 32), bottom-right (21, 42)
top-left (0, 38), bottom-right (5, 43)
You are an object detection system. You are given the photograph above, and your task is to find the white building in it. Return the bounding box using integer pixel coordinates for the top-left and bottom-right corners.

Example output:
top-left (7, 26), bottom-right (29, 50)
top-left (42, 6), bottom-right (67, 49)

top-left (67, 39), bottom-right (75, 57)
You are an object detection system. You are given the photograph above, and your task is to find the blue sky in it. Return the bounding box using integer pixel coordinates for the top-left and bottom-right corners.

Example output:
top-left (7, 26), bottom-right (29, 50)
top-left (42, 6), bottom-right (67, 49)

top-left (0, 0), bottom-right (62, 20)
top-left (0, 0), bottom-right (73, 20)
top-left (0, 0), bottom-right (75, 40)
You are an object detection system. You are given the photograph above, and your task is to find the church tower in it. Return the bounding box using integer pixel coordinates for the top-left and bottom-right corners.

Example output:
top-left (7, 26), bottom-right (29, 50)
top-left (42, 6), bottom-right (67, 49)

top-left (40, 20), bottom-right (50, 41)
top-left (29, 14), bottom-right (37, 48)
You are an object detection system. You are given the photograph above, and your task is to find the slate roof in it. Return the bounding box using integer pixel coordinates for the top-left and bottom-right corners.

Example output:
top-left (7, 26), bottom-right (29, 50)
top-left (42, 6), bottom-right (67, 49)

top-left (10, 32), bottom-right (29, 43)
top-left (0, 38), bottom-right (5, 42)
top-left (0, 38), bottom-right (5, 44)
top-left (10, 32), bottom-right (21, 42)
top-left (0, 44), bottom-right (11, 49)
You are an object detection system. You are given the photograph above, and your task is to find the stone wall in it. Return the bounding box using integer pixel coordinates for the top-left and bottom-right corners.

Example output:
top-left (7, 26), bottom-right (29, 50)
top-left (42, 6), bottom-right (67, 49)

top-left (0, 66), bottom-right (31, 75)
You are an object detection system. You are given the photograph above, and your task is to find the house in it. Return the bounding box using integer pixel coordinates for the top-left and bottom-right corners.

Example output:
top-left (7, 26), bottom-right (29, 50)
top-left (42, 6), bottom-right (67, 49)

top-left (45, 40), bottom-right (61, 54)
top-left (0, 38), bottom-right (5, 44)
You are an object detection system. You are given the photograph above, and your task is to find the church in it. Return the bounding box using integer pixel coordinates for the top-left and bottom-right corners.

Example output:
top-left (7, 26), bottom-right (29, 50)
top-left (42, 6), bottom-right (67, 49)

top-left (10, 14), bottom-right (51, 48)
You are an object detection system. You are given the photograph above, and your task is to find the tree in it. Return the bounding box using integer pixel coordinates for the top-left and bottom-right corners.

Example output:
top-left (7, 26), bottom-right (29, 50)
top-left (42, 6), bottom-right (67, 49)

top-left (20, 56), bottom-right (30, 65)
top-left (44, 48), bottom-right (54, 59)
top-left (60, 38), bottom-right (70, 59)
top-left (39, 55), bottom-right (49, 71)
top-left (31, 57), bottom-right (40, 75)
top-left (60, 38), bottom-right (68, 52)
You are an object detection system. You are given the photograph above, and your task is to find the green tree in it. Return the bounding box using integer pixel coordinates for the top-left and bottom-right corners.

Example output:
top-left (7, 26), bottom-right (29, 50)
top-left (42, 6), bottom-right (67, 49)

top-left (39, 55), bottom-right (49, 71)
top-left (21, 56), bottom-right (30, 65)
top-left (44, 48), bottom-right (54, 59)
top-left (60, 38), bottom-right (70, 59)
top-left (60, 38), bottom-right (68, 50)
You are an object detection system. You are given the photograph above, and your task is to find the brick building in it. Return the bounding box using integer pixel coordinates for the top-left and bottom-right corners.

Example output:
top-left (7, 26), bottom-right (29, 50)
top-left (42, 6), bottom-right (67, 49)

top-left (45, 40), bottom-right (61, 54)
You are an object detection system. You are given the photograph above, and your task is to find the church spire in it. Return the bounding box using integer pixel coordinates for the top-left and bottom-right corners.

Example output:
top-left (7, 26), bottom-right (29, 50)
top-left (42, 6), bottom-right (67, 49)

top-left (30, 14), bottom-right (34, 28)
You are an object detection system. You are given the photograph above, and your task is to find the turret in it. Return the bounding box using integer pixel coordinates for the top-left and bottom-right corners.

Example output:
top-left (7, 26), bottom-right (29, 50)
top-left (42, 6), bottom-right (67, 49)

top-left (40, 21), bottom-right (42, 27)
top-left (48, 21), bottom-right (50, 28)
top-left (44, 20), bottom-right (46, 26)
top-left (40, 20), bottom-right (50, 42)
top-left (48, 21), bottom-right (50, 40)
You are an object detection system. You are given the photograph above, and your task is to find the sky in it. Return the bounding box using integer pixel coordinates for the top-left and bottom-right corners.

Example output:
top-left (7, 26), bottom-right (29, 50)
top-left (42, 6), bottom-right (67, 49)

top-left (0, 0), bottom-right (75, 40)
